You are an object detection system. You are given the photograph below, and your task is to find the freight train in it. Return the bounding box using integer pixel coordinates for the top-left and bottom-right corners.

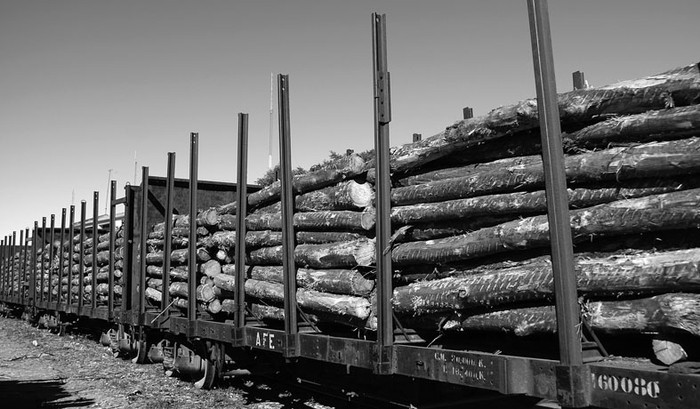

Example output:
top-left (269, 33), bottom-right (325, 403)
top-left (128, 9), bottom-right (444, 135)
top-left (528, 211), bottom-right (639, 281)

top-left (2, 6), bottom-right (700, 409)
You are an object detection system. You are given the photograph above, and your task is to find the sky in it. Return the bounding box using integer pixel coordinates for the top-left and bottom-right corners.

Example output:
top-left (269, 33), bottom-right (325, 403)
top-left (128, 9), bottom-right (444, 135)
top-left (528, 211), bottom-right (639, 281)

top-left (1, 0), bottom-right (699, 236)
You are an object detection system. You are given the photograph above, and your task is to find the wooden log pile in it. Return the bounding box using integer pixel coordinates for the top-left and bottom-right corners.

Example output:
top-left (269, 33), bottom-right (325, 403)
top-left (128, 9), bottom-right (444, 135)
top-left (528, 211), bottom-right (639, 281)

top-left (376, 62), bottom-right (700, 363)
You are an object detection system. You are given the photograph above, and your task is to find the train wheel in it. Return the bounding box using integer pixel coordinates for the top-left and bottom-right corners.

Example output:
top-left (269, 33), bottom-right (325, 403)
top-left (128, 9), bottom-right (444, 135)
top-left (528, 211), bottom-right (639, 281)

top-left (194, 341), bottom-right (222, 390)
top-left (162, 340), bottom-right (177, 377)
top-left (131, 336), bottom-right (149, 364)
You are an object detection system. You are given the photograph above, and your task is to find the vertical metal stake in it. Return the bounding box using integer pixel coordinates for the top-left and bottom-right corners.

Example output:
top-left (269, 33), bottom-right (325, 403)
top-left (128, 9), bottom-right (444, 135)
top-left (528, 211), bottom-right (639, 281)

top-left (79, 201), bottom-right (86, 310)
top-left (48, 216), bottom-right (55, 305)
top-left (188, 133), bottom-right (199, 324)
top-left (108, 181), bottom-right (116, 314)
top-left (40, 217), bottom-right (46, 304)
top-left (278, 74), bottom-right (299, 358)
top-left (92, 191), bottom-right (99, 308)
top-left (67, 207), bottom-right (75, 308)
top-left (162, 153), bottom-right (176, 318)
top-left (527, 0), bottom-right (582, 367)
top-left (372, 12), bottom-right (394, 373)
top-left (235, 113), bottom-right (249, 328)
top-left (139, 168), bottom-right (149, 318)
top-left (58, 209), bottom-right (66, 305)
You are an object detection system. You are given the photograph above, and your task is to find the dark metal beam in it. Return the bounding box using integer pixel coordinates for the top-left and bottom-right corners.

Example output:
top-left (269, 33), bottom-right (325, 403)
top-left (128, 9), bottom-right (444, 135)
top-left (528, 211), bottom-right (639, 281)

top-left (162, 153), bottom-right (176, 317)
top-left (40, 217), bottom-right (46, 303)
top-left (109, 181), bottom-right (116, 315)
top-left (92, 191), bottom-right (99, 308)
top-left (58, 209), bottom-right (66, 305)
top-left (79, 201), bottom-right (86, 309)
top-left (139, 168), bottom-right (149, 317)
top-left (526, 0), bottom-right (582, 368)
top-left (48, 216), bottom-right (54, 305)
top-left (372, 12), bottom-right (394, 373)
top-left (235, 113), bottom-right (249, 328)
top-left (188, 133), bottom-right (199, 323)
top-left (67, 207), bottom-right (75, 308)
top-left (31, 222), bottom-right (38, 306)
top-left (572, 71), bottom-right (586, 90)
top-left (278, 74), bottom-right (299, 358)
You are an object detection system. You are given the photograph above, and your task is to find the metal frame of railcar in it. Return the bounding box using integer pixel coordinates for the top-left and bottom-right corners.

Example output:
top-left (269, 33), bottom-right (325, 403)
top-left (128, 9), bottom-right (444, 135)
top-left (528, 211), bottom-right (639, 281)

top-left (2, 2), bottom-right (699, 408)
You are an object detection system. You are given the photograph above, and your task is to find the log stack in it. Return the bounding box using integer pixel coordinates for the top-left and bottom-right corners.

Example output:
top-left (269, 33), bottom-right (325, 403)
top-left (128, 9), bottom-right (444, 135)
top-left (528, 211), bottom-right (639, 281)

top-left (376, 62), bottom-right (700, 363)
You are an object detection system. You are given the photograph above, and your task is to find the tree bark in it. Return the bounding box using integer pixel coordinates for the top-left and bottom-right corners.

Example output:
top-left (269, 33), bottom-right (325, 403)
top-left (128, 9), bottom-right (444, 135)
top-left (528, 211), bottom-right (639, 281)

top-left (388, 63), bottom-right (700, 173)
top-left (391, 178), bottom-right (696, 225)
top-left (393, 248), bottom-right (700, 315)
top-left (440, 293), bottom-right (700, 338)
top-left (391, 137), bottom-right (700, 205)
top-left (146, 265), bottom-right (189, 281)
top-left (295, 180), bottom-right (373, 211)
top-left (391, 188), bottom-right (700, 266)
top-left (246, 209), bottom-right (375, 232)
top-left (243, 279), bottom-right (372, 322)
top-left (248, 239), bottom-right (376, 268)
top-left (246, 266), bottom-right (374, 297)
top-left (248, 154), bottom-right (366, 208)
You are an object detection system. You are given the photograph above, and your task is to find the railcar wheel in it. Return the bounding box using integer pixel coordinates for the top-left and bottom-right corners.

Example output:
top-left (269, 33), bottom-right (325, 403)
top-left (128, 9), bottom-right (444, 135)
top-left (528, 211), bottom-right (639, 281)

top-left (132, 337), bottom-right (149, 364)
top-left (194, 342), bottom-right (222, 390)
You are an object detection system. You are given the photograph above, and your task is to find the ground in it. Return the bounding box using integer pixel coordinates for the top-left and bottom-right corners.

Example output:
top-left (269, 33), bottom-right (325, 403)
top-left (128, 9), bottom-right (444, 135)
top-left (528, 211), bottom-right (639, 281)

top-left (0, 316), bottom-right (335, 409)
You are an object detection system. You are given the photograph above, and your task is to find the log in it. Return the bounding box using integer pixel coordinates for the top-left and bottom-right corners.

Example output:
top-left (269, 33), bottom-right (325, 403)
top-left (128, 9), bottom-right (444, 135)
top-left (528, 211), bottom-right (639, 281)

top-left (247, 266), bottom-right (374, 297)
top-left (146, 265), bottom-right (189, 281)
top-left (399, 105), bottom-right (700, 186)
top-left (246, 209), bottom-right (375, 232)
top-left (146, 237), bottom-right (189, 249)
top-left (244, 230), bottom-right (369, 248)
top-left (387, 62), bottom-right (700, 173)
top-left (393, 248), bottom-right (700, 315)
top-left (149, 226), bottom-right (209, 238)
top-left (391, 137), bottom-right (700, 205)
top-left (391, 188), bottom-right (700, 266)
top-left (248, 239), bottom-right (375, 268)
top-left (563, 104), bottom-right (700, 150)
top-left (169, 282), bottom-right (189, 298)
top-left (390, 178), bottom-right (696, 225)
top-left (201, 259), bottom-right (222, 278)
top-left (399, 155), bottom-right (541, 186)
top-left (243, 279), bottom-right (372, 322)
top-left (247, 154), bottom-right (366, 208)
top-left (145, 248), bottom-right (210, 265)
top-left (652, 338), bottom-right (688, 365)
top-left (444, 293), bottom-right (700, 338)
top-left (295, 180), bottom-right (373, 211)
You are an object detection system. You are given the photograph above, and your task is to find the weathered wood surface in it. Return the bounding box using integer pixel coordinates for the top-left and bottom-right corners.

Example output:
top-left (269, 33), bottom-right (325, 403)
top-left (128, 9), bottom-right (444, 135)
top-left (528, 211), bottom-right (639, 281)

top-left (246, 209), bottom-right (376, 232)
top-left (145, 248), bottom-right (210, 265)
top-left (246, 266), bottom-right (374, 297)
top-left (652, 338), bottom-right (688, 365)
top-left (146, 265), bottom-right (189, 281)
top-left (391, 188), bottom-right (700, 266)
top-left (206, 230), bottom-right (369, 249)
top-left (149, 225), bottom-right (210, 238)
top-left (295, 180), bottom-right (373, 211)
top-left (248, 239), bottom-right (375, 268)
top-left (391, 137), bottom-right (700, 205)
top-left (243, 279), bottom-right (372, 322)
top-left (399, 105), bottom-right (700, 186)
top-left (248, 154), bottom-right (366, 208)
top-left (563, 104), bottom-right (700, 149)
top-left (393, 248), bottom-right (700, 315)
top-left (391, 179), bottom-right (695, 225)
top-left (387, 63), bottom-right (700, 174)
top-left (433, 293), bottom-right (700, 338)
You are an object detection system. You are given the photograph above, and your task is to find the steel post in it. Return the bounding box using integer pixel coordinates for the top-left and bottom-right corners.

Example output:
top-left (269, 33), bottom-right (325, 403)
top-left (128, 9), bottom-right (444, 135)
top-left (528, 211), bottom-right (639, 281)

top-left (278, 74), bottom-right (299, 357)
top-left (31, 222), bottom-right (38, 306)
top-left (40, 217), bottom-right (46, 303)
top-left (162, 153), bottom-right (176, 317)
top-left (235, 113), bottom-right (249, 328)
top-left (58, 209), bottom-right (66, 305)
top-left (527, 0), bottom-right (582, 368)
top-left (79, 201), bottom-right (86, 310)
top-left (67, 207), bottom-right (75, 308)
top-left (139, 168), bottom-right (149, 318)
top-left (48, 216), bottom-right (55, 305)
top-left (188, 133), bottom-right (199, 324)
top-left (21, 228), bottom-right (29, 304)
top-left (372, 12), bottom-right (394, 373)
top-left (92, 191), bottom-right (99, 308)
top-left (108, 181), bottom-right (116, 314)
